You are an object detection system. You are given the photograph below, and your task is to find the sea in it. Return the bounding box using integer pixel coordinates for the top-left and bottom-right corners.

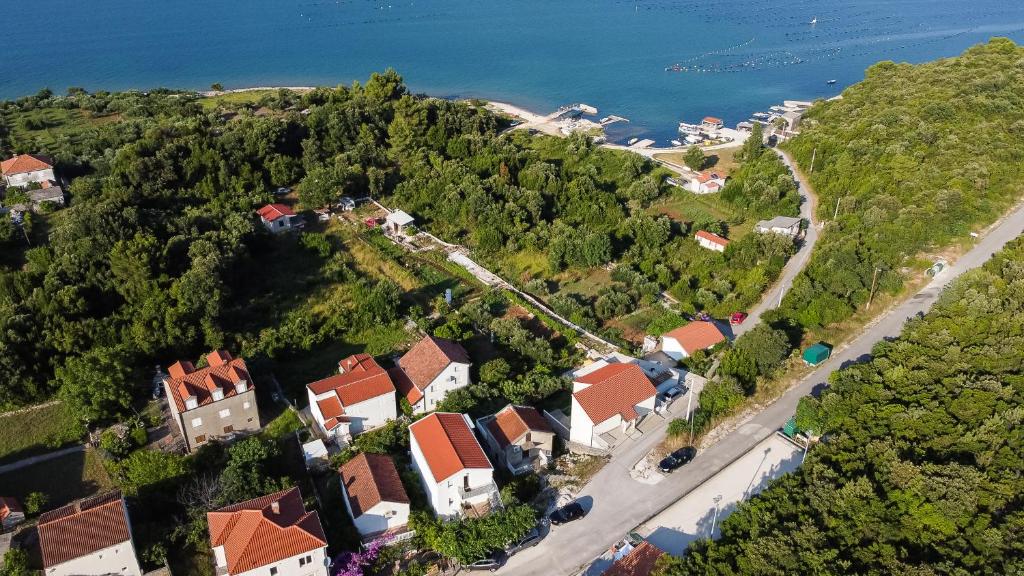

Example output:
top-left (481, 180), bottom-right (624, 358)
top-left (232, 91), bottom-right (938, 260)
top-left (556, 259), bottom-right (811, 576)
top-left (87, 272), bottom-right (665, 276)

top-left (3, 0), bottom-right (1024, 144)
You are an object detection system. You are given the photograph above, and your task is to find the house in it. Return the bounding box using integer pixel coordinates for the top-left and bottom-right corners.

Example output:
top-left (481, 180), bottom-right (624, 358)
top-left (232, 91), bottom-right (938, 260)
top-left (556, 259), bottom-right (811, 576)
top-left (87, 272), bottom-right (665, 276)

top-left (257, 203), bottom-right (298, 233)
top-left (701, 116), bottom-right (724, 131)
top-left (30, 184), bottom-right (65, 208)
top-left (1, 154), bottom-right (55, 188)
top-left (409, 413), bottom-right (499, 518)
top-left (0, 497), bottom-right (24, 532)
top-left (477, 405), bottom-right (556, 475)
top-left (661, 321), bottom-right (727, 361)
top-left (755, 215), bottom-right (802, 238)
top-left (390, 335), bottom-right (471, 414)
top-left (569, 363), bottom-right (657, 450)
top-left (306, 354), bottom-right (397, 445)
top-left (37, 491), bottom-right (142, 576)
top-left (694, 230), bottom-right (729, 252)
top-left (163, 350), bottom-right (260, 452)
top-left (339, 453), bottom-right (411, 540)
top-left (384, 209), bottom-right (415, 235)
top-left (685, 171), bottom-right (727, 194)
top-left (604, 541), bottom-right (665, 576)
top-left (573, 352), bottom-right (690, 397)
top-left (208, 487), bottom-right (328, 576)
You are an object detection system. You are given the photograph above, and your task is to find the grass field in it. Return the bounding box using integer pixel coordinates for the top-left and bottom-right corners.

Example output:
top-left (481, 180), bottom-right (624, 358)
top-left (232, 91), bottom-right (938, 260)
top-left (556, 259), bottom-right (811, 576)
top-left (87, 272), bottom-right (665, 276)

top-left (1, 107), bottom-right (121, 150)
top-left (198, 89), bottom-right (279, 110)
top-left (0, 402), bottom-right (85, 466)
top-left (0, 447), bottom-right (113, 509)
top-left (654, 145), bottom-right (741, 176)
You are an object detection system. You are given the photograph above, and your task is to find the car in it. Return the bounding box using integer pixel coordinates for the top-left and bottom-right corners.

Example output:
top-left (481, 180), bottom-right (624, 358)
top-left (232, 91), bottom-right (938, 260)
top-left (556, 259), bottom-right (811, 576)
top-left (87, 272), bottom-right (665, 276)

top-left (274, 186), bottom-right (292, 196)
top-left (658, 446), bottom-right (697, 473)
top-left (730, 312), bottom-right (748, 325)
top-left (463, 552), bottom-right (506, 572)
top-left (506, 527), bottom-right (544, 555)
top-left (661, 386), bottom-right (684, 403)
top-left (549, 501), bottom-right (586, 525)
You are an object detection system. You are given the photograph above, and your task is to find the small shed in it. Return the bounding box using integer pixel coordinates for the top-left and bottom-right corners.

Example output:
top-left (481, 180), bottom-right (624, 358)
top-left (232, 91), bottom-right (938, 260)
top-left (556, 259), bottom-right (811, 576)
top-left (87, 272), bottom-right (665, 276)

top-left (384, 210), bottom-right (415, 235)
top-left (338, 196), bottom-right (356, 211)
top-left (802, 343), bottom-right (831, 366)
top-left (301, 439), bottom-right (329, 471)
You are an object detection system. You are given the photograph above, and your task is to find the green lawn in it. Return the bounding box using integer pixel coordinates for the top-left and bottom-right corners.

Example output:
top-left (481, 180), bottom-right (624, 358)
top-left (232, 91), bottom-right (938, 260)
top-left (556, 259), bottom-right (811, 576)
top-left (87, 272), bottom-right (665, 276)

top-left (0, 402), bottom-right (85, 465)
top-left (1, 107), bottom-right (122, 150)
top-left (0, 447), bottom-right (113, 510)
top-left (199, 89), bottom-right (279, 110)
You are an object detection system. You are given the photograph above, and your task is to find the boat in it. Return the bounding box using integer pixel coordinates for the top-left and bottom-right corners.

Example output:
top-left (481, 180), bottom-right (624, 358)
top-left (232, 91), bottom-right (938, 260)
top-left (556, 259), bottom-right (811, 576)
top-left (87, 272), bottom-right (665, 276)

top-left (809, 16), bottom-right (817, 25)
top-left (752, 112), bottom-right (771, 119)
top-left (827, 79), bottom-right (837, 85)
top-left (671, 140), bottom-right (683, 146)
top-left (628, 137), bottom-right (639, 145)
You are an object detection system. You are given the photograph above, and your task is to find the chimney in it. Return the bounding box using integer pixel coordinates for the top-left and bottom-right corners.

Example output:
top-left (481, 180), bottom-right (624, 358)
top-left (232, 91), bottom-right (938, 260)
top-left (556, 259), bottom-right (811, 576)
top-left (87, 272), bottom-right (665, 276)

top-left (185, 396), bottom-right (199, 410)
top-left (235, 380), bottom-right (247, 394)
top-left (211, 388), bottom-right (224, 402)
top-left (270, 501), bottom-right (280, 515)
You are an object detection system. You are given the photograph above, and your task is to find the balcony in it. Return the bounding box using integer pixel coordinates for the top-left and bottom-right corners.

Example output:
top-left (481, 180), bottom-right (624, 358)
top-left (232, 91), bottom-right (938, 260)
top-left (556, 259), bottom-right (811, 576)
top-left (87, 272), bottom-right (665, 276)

top-left (458, 481), bottom-right (499, 502)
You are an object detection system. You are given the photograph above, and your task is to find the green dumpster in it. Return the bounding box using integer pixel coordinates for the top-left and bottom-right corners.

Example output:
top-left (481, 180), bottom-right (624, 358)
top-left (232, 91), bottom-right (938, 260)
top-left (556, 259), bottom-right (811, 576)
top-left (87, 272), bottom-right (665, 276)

top-left (782, 417), bottom-right (798, 438)
top-left (802, 343), bottom-right (831, 366)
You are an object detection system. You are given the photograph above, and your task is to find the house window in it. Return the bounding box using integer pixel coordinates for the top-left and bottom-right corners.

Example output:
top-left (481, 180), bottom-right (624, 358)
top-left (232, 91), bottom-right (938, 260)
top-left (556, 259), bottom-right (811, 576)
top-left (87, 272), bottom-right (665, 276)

top-left (195, 435), bottom-right (207, 445)
top-left (219, 408), bottom-right (231, 419)
top-left (299, 555), bottom-right (312, 567)
top-left (525, 432), bottom-right (532, 443)
top-left (270, 568), bottom-right (278, 576)
top-left (191, 417), bottom-right (202, 428)
top-left (243, 401), bottom-right (251, 410)
top-left (385, 510), bottom-right (396, 518)
top-left (223, 425), bottom-right (234, 434)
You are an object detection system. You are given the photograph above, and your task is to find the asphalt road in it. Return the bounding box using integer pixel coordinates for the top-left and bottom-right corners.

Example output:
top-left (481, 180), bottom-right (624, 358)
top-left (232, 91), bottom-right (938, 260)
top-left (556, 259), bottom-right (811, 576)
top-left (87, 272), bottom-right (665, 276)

top-left (500, 196), bottom-right (1024, 576)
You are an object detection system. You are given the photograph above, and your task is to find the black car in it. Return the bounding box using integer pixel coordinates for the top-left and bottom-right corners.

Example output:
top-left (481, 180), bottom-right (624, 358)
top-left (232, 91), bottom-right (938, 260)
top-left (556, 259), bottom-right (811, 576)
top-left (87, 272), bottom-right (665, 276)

top-left (506, 527), bottom-right (544, 555)
top-left (549, 501), bottom-right (586, 525)
top-left (659, 446), bottom-right (697, 473)
top-left (463, 551), bottom-right (506, 572)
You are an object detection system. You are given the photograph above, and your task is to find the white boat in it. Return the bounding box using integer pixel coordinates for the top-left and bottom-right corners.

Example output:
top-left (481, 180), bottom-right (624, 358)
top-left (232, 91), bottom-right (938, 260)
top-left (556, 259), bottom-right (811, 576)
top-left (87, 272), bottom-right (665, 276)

top-left (671, 140), bottom-right (682, 146)
top-left (628, 137), bottom-right (639, 145)
top-left (810, 16), bottom-right (817, 25)
top-left (752, 112), bottom-right (771, 119)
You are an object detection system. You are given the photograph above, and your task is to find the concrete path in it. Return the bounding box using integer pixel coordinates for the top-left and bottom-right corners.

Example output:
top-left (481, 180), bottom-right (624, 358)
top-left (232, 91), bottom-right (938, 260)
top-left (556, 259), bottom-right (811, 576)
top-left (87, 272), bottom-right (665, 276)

top-left (0, 444), bottom-right (85, 475)
top-left (733, 148), bottom-right (820, 337)
top-left (499, 196), bottom-right (1024, 576)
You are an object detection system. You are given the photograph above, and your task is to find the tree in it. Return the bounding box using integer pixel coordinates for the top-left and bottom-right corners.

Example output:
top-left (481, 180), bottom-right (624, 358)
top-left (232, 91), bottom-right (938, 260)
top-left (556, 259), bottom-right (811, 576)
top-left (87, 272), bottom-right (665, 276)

top-left (218, 437), bottom-right (285, 505)
top-left (23, 492), bottom-right (48, 515)
top-left (478, 358), bottom-right (511, 385)
top-left (299, 163), bottom-right (345, 209)
top-left (684, 146), bottom-right (706, 170)
top-left (210, 83), bottom-right (224, 92)
top-left (413, 504), bottom-right (537, 563)
top-left (116, 449), bottom-right (190, 496)
top-left (732, 324), bottom-right (792, 376)
top-left (0, 548), bottom-right (31, 576)
top-left (55, 346), bottom-right (133, 423)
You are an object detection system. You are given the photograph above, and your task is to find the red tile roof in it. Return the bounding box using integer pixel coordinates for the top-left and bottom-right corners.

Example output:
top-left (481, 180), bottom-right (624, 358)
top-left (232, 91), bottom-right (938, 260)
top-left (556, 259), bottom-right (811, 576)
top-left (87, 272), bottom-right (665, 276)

top-left (307, 354), bottom-right (395, 409)
top-left (164, 350), bottom-right (251, 412)
top-left (605, 541), bottom-right (665, 576)
top-left (316, 396), bottom-right (348, 431)
top-left (573, 364), bottom-right (657, 425)
top-left (340, 453), bottom-right (410, 518)
top-left (695, 230), bottom-right (729, 248)
top-left (487, 405), bottom-right (553, 448)
top-left (397, 336), bottom-right (470, 395)
top-left (38, 491), bottom-right (132, 568)
top-left (388, 367), bottom-right (423, 405)
top-left (702, 116), bottom-right (723, 125)
top-left (663, 321), bottom-right (726, 355)
top-left (1, 154), bottom-right (52, 176)
top-left (409, 413), bottom-right (492, 482)
top-left (257, 203), bottom-right (295, 222)
top-left (696, 171), bottom-right (724, 183)
top-left (208, 487), bottom-right (326, 575)
top-left (0, 497), bottom-right (23, 522)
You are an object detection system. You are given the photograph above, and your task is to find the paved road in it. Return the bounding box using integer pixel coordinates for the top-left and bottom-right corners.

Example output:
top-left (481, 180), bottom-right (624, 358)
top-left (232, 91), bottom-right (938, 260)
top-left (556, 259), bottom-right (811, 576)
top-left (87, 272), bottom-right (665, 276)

top-left (500, 197), bottom-right (1024, 576)
top-left (733, 148), bottom-right (820, 337)
top-left (0, 444), bottom-right (85, 475)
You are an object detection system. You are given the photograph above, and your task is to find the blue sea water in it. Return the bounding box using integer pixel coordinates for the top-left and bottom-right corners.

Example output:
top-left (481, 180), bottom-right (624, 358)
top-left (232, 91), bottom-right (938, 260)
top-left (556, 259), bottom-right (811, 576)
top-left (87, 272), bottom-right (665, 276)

top-left (3, 0), bottom-right (1024, 143)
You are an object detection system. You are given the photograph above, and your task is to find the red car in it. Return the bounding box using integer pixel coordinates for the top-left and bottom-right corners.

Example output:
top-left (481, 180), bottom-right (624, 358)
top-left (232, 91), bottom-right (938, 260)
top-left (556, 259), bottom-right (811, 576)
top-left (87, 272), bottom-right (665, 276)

top-left (730, 312), bottom-right (748, 325)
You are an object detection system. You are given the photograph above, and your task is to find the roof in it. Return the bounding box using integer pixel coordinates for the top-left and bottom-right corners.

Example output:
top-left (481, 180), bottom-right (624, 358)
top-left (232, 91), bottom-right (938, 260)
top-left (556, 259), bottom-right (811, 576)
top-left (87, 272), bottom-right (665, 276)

top-left (257, 203), bottom-right (295, 222)
top-left (663, 321), bottom-right (726, 354)
top-left (695, 171), bottom-right (724, 183)
top-left (757, 215), bottom-right (802, 230)
top-left (316, 396), bottom-right (347, 431)
top-left (409, 413), bottom-right (492, 482)
top-left (164, 350), bottom-right (251, 412)
top-left (340, 453), bottom-right (410, 517)
top-left (208, 487), bottom-right (327, 575)
top-left (1, 154), bottom-right (52, 176)
top-left (397, 335), bottom-right (470, 395)
top-left (605, 541), bottom-right (665, 576)
top-left (302, 440), bottom-right (328, 461)
top-left (30, 185), bottom-right (64, 203)
top-left (306, 354), bottom-right (395, 408)
top-left (37, 491), bottom-right (132, 568)
top-left (487, 405), bottom-right (554, 448)
top-left (695, 230), bottom-right (729, 247)
top-left (388, 367), bottom-right (423, 405)
top-left (385, 209), bottom-right (415, 226)
top-left (0, 497), bottom-right (23, 522)
top-left (702, 116), bottom-right (723, 125)
top-left (572, 364), bottom-right (657, 424)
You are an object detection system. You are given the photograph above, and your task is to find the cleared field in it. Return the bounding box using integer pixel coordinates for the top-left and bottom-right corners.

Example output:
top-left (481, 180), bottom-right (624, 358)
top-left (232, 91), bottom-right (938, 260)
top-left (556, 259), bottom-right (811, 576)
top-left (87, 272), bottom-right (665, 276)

top-left (0, 402), bottom-right (84, 465)
top-left (0, 447), bottom-right (113, 509)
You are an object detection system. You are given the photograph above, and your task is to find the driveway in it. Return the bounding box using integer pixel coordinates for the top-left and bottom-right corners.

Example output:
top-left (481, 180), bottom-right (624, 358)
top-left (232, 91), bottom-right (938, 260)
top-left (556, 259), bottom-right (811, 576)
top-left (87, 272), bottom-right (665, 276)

top-left (498, 197), bottom-right (1024, 576)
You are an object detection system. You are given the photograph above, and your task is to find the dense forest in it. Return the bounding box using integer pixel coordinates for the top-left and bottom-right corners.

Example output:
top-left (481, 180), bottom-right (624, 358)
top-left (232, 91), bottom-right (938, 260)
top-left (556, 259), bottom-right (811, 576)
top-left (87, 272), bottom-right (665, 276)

top-left (657, 234), bottom-right (1024, 576)
top-left (778, 38), bottom-right (1024, 330)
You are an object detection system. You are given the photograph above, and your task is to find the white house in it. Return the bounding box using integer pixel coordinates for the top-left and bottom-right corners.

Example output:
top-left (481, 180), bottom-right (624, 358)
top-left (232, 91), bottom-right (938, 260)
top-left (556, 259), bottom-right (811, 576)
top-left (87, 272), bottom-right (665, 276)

top-left (685, 170), bottom-right (728, 194)
top-left (409, 413), bottom-right (499, 519)
top-left (391, 335), bottom-right (471, 414)
top-left (307, 354), bottom-right (397, 444)
top-left (1, 154), bottom-right (55, 188)
top-left (257, 203), bottom-right (298, 233)
top-left (384, 209), bottom-right (415, 235)
top-left (694, 230), bottom-right (729, 252)
top-left (339, 453), bottom-right (411, 540)
top-left (477, 405), bottom-right (556, 475)
top-left (208, 487), bottom-right (328, 576)
top-left (661, 321), bottom-right (727, 361)
top-left (701, 116), bottom-right (725, 131)
top-left (569, 363), bottom-right (657, 450)
top-left (755, 215), bottom-right (802, 238)
top-left (37, 491), bottom-right (143, 576)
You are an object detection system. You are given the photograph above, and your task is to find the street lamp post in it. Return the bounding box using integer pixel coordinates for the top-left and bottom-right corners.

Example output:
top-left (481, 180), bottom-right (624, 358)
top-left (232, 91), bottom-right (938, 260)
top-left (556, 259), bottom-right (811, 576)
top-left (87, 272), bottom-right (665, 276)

top-left (710, 495), bottom-right (723, 538)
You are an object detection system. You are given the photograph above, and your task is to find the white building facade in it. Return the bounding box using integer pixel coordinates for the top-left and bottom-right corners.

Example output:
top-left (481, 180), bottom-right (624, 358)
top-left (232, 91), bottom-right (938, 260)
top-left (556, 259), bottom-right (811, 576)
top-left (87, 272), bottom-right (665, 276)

top-left (409, 413), bottom-right (499, 518)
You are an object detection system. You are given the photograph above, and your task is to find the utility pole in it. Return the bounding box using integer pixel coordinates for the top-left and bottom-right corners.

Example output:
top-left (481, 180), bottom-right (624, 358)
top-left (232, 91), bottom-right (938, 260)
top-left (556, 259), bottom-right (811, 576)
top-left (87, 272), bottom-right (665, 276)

top-left (710, 495), bottom-right (723, 538)
top-left (801, 431), bottom-right (814, 464)
top-left (833, 196), bottom-right (841, 220)
top-left (686, 388), bottom-right (695, 445)
top-left (866, 268), bottom-right (881, 310)
top-left (809, 147), bottom-right (817, 173)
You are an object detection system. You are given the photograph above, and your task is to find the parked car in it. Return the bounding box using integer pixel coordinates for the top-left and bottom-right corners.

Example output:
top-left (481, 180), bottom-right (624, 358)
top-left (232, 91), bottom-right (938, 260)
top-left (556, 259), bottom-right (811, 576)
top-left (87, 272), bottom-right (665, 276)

top-left (274, 186), bottom-right (292, 196)
top-left (658, 446), bottom-right (697, 473)
top-left (463, 552), bottom-right (506, 572)
top-left (506, 527), bottom-right (544, 555)
top-left (661, 386), bottom-right (684, 403)
top-left (730, 312), bottom-right (748, 325)
top-left (549, 501), bottom-right (586, 525)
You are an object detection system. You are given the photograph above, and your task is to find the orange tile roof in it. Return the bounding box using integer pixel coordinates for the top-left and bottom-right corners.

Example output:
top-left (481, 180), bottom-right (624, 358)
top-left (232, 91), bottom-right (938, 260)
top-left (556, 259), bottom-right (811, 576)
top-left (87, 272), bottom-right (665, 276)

top-left (695, 230), bottom-right (729, 247)
top-left (340, 453), bottom-right (410, 518)
top-left (663, 321), bottom-right (726, 355)
top-left (605, 541), bottom-right (665, 576)
top-left (702, 116), bottom-right (723, 125)
top-left (38, 491), bottom-right (132, 568)
top-left (164, 350), bottom-right (251, 412)
top-left (316, 396), bottom-right (347, 431)
top-left (397, 335), bottom-right (470, 393)
top-left (1, 496), bottom-right (23, 522)
top-left (487, 405), bottom-right (553, 448)
top-left (257, 203), bottom-right (295, 222)
top-left (388, 367), bottom-right (423, 405)
top-left (573, 364), bottom-right (657, 424)
top-left (307, 354), bottom-right (395, 407)
top-left (409, 413), bottom-right (492, 482)
top-left (208, 487), bottom-right (326, 575)
top-left (1, 154), bottom-right (52, 176)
